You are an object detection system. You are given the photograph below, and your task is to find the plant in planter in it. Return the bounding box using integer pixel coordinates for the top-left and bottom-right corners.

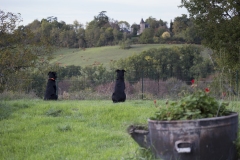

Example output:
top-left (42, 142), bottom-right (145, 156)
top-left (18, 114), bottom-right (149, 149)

top-left (151, 80), bottom-right (231, 121)
top-left (128, 80), bottom-right (238, 160)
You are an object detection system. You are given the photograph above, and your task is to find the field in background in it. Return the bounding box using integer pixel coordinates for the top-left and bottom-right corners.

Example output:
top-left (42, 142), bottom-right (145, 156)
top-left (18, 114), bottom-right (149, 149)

top-left (51, 44), bottom-right (206, 68)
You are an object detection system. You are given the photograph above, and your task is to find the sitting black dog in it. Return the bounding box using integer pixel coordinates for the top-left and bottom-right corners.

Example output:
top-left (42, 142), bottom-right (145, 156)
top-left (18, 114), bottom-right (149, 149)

top-left (44, 72), bottom-right (58, 100)
top-left (112, 69), bottom-right (126, 103)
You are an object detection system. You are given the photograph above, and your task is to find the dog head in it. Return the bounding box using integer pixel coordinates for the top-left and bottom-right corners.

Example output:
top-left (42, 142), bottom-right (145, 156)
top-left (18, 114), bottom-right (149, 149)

top-left (116, 69), bottom-right (126, 80)
top-left (48, 72), bottom-right (57, 80)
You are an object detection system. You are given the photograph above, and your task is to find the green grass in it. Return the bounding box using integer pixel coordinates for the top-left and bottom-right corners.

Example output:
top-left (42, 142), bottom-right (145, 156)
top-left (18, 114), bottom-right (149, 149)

top-left (0, 99), bottom-right (160, 160)
top-left (1, 99), bottom-right (239, 160)
top-left (51, 44), bottom-right (184, 68)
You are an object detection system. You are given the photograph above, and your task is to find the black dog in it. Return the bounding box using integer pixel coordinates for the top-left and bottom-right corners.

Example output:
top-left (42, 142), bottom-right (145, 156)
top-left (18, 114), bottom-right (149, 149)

top-left (112, 69), bottom-right (126, 103)
top-left (44, 72), bottom-right (58, 100)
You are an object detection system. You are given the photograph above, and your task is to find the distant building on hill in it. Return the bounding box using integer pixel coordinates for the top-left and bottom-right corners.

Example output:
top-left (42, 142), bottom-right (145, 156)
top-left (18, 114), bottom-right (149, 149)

top-left (139, 18), bottom-right (150, 34)
top-left (131, 18), bottom-right (150, 35)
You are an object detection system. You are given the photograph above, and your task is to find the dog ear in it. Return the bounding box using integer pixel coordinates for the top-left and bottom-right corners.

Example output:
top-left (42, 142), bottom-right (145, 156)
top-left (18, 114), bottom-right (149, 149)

top-left (48, 72), bottom-right (51, 75)
top-left (54, 72), bottom-right (57, 78)
top-left (115, 69), bottom-right (120, 72)
top-left (122, 70), bottom-right (126, 72)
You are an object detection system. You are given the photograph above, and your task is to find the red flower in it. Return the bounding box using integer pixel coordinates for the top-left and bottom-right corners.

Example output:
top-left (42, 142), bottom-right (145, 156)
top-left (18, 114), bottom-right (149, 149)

top-left (222, 92), bottom-right (226, 97)
top-left (191, 79), bottom-right (195, 84)
top-left (154, 100), bottom-right (157, 107)
top-left (205, 88), bottom-right (210, 93)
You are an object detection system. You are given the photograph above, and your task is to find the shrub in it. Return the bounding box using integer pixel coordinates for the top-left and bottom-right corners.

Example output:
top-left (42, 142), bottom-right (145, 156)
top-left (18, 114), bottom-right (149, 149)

top-left (161, 31), bottom-right (170, 39)
top-left (119, 39), bottom-right (131, 49)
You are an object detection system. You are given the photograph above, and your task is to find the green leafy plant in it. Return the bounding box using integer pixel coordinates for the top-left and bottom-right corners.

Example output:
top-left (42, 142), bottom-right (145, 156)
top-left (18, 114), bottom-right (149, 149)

top-left (151, 79), bottom-right (231, 121)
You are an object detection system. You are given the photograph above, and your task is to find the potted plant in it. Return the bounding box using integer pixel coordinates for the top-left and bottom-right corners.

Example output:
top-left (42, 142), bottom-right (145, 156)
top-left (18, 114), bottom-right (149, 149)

top-left (129, 80), bottom-right (238, 160)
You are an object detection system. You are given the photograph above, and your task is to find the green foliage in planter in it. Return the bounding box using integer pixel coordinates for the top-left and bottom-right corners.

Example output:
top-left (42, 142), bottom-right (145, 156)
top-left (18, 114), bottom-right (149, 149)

top-left (151, 90), bottom-right (231, 121)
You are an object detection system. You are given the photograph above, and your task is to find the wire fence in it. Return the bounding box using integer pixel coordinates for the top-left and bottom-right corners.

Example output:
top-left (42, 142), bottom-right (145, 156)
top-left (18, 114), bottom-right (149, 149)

top-left (2, 78), bottom-right (236, 101)
top-left (1, 70), bottom-right (239, 101)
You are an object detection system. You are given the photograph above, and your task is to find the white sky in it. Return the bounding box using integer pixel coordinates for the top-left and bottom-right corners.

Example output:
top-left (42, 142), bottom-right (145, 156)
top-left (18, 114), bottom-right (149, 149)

top-left (1, 0), bottom-right (189, 27)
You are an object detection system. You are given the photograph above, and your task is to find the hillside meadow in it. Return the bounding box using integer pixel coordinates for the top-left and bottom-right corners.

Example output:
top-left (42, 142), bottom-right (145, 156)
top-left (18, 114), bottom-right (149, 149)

top-left (51, 44), bottom-right (209, 68)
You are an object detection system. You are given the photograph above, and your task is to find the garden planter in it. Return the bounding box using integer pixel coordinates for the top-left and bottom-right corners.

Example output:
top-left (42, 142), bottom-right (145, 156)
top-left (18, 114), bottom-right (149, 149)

top-left (148, 112), bottom-right (238, 160)
top-left (127, 125), bottom-right (150, 149)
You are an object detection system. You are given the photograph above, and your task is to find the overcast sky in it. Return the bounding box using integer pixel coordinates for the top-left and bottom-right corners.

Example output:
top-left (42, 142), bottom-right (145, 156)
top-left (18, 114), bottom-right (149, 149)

top-left (1, 0), bottom-right (189, 27)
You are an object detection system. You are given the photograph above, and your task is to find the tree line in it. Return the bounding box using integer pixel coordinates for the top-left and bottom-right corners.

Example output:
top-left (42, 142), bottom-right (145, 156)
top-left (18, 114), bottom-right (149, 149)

top-left (24, 11), bottom-right (200, 49)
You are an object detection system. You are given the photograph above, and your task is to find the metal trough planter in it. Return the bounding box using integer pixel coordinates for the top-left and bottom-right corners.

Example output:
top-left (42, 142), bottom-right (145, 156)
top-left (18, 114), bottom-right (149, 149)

top-left (148, 112), bottom-right (238, 160)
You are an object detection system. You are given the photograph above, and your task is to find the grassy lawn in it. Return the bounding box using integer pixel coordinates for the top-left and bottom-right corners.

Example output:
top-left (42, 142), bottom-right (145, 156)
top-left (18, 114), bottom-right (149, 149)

top-left (1, 99), bottom-right (239, 160)
top-left (0, 99), bottom-right (160, 160)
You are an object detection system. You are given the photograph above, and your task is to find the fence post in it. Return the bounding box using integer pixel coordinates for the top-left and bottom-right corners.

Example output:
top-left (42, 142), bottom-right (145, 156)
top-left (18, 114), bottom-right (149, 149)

top-left (56, 79), bottom-right (58, 96)
top-left (142, 68), bottom-right (144, 100)
top-left (237, 71), bottom-right (239, 95)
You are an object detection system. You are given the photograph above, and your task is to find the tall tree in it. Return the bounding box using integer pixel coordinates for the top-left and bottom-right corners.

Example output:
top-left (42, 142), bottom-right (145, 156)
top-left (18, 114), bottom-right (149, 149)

top-left (130, 23), bottom-right (139, 36)
top-left (73, 20), bottom-right (83, 33)
top-left (118, 21), bottom-right (130, 31)
top-left (104, 27), bottom-right (114, 44)
top-left (154, 26), bottom-right (168, 38)
top-left (85, 20), bottom-right (100, 47)
top-left (172, 14), bottom-right (189, 35)
top-left (180, 0), bottom-right (240, 73)
top-left (0, 10), bottom-right (53, 92)
top-left (76, 27), bottom-right (86, 48)
top-left (27, 19), bottom-right (41, 32)
top-left (169, 20), bottom-right (173, 33)
top-left (95, 11), bottom-right (109, 27)
top-left (113, 28), bottom-right (123, 43)
top-left (139, 28), bottom-right (154, 44)
top-left (145, 17), bottom-right (159, 29)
